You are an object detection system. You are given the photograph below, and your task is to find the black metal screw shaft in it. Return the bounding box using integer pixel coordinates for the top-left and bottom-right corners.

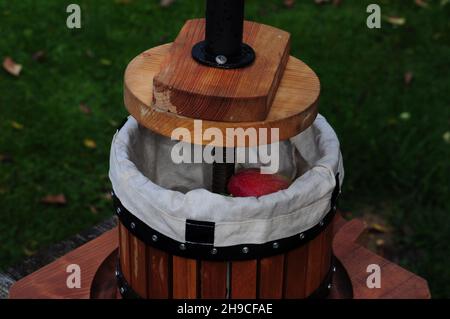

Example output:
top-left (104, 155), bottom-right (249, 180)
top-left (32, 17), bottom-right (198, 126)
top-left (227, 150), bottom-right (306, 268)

top-left (192, 0), bottom-right (255, 69)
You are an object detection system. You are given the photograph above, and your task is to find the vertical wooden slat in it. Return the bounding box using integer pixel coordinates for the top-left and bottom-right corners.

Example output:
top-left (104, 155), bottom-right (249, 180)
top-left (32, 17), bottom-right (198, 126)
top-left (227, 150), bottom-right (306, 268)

top-left (231, 260), bottom-right (257, 299)
top-left (258, 254), bottom-right (284, 299)
top-left (321, 221), bottom-right (334, 279)
top-left (283, 245), bottom-right (308, 299)
top-left (201, 261), bottom-right (228, 299)
top-left (172, 256), bottom-right (198, 299)
top-left (130, 235), bottom-right (148, 298)
top-left (119, 223), bottom-right (131, 283)
top-left (305, 232), bottom-right (324, 295)
top-left (147, 246), bottom-right (170, 299)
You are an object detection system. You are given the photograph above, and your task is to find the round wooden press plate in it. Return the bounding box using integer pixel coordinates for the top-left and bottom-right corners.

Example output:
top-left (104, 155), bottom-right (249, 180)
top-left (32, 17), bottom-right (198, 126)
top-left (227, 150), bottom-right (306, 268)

top-left (124, 43), bottom-right (320, 147)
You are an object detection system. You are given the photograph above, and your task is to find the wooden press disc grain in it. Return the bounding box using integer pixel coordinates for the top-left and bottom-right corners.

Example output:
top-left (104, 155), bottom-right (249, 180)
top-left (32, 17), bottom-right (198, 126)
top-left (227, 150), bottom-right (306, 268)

top-left (124, 43), bottom-right (320, 147)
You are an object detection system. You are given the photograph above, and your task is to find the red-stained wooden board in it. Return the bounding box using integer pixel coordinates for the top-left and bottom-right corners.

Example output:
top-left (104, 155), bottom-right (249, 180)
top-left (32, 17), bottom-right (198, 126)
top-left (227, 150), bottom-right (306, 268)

top-left (231, 260), bottom-right (257, 299)
top-left (333, 219), bottom-right (431, 299)
top-left (8, 217), bottom-right (431, 299)
top-left (200, 261), bottom-right (228, 299)
top-left (9, 228), bottom-right (118, 299)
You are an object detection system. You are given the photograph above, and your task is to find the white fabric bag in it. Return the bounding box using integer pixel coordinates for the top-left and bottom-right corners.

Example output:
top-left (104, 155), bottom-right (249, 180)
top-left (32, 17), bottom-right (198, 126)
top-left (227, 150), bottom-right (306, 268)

top-left (109, 114), bottom-right (344, 247)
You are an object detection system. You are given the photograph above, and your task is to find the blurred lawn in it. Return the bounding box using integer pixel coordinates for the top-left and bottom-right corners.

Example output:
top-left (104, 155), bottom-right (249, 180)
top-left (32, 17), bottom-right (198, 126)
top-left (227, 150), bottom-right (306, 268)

top-left (0, 0), bottom-right (449, 296)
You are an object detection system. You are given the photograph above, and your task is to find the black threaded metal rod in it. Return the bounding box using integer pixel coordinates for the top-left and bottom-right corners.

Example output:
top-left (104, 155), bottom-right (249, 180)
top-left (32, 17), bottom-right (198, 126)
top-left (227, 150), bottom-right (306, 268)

top-left (212, 148), bottom-right (235, 195)
top-left (205, 0), bottom-right (244, 58)
top-left (192, 0), bottom-right (255, 69)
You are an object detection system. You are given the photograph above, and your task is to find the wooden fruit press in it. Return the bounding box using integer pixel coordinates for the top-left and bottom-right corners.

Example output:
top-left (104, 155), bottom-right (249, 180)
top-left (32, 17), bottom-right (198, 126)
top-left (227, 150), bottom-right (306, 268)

top-left (9, 0), bottom-right (430, 299)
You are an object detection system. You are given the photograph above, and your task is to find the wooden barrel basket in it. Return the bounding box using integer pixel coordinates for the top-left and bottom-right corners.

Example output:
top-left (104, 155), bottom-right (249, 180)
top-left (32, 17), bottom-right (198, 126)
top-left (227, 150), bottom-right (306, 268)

top-left (112, 178), bottom-right (339, 299)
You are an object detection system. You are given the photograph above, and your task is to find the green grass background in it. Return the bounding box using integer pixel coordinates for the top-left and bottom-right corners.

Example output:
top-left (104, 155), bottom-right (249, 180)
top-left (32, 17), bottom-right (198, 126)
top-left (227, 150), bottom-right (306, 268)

top-left (0, 0), bottom-right (449, 297)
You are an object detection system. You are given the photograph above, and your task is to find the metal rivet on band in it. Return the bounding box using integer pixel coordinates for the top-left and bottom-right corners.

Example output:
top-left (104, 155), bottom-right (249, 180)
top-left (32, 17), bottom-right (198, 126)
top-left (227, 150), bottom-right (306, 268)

top-left (116, 207), bottom-right (121, 215)
top-left (215, 55), bottom-right (227, 65)
top-left (299, 233), bottom-right (305, 240)
top-left (179, 243), bottom-right (186, 251)
top-left (130, 222), bottom-right (136, 230)
top-left (319, 220), bottom-right (324, 227)
top-left (211, 248), bottom-right (218, 255)
top-left (119, 287), bottom-right (125, 294)
top-left (111, 191), bottom-right (115, 197)
top-left (333, 266), bottom-right (337, 272)
top-left (328, 284), bottom-right (332, 290)
top-left (152, 235), bottom-right (158, 242)
top-left (242, 247), bottom-right (249, 254)
top-left (115, 270), bottom-right (119, 277)
top-left (272, 242), bottom-right (279, 249)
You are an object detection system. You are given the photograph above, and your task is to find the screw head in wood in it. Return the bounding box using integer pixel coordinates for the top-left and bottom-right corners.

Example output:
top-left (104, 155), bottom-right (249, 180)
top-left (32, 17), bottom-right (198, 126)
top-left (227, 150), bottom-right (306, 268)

top-left (215, 55), bottom-right (228, 65)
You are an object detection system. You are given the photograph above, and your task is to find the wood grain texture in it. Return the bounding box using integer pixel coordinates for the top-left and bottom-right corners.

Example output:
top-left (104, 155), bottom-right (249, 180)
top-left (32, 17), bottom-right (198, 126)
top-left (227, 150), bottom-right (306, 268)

top-left (124, 43), bottom-right (320, 147)
top-left (258, 254), bottom-right (284, 299)
top-left (8, 228), bottom-right (118, 299)
top-left (321, 221), bottom-right (334, 280)
top-left (200, 261), bottom-right (228, 299)
top-left (147, 246), bottom-right (170, 299)
top-left (231, 260), bottom-right (257, 299)
top-left (9, 219), bottom-right (431, 299)
top-left (305, 231), bottom-right (324, 294)
top-left (333, 219), bottom-right (431, 299)
top-left (154, 19), bottom-right (291, 122)
top-left (130, 236), bottom-right (147, 298)
top-left (172, 256), bottom-right (198, 299)
top-left (118, 223), bottom-right (131, 284)
top-left (283, 245), bottom-right (308, 298)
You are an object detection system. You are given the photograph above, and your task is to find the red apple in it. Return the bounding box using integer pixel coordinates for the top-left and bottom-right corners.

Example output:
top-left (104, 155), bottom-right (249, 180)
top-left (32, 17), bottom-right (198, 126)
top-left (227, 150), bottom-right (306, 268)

top-left (227, 169), bottom-right (291, 197)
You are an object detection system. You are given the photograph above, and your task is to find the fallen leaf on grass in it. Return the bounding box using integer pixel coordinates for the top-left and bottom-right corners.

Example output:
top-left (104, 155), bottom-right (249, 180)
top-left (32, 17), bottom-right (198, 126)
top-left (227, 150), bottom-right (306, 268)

top-left (102, 192), bottom-right (113, 201)
top-left (385, 16), bottom-right (406, 26)
top-left (23, 247), bottom-right (36, 257)
top-left (100, 58), bottom-right (112, 66)
top-left (109, 120), bottom-right (119, 127)
top-left (375, 239), bottom-right (385, 247)
top-left (0, 153), bottom-right (14, 163)
top-left (11, 121), bottom-right (24, 130)
top-left (32, 50), bottom-right (46, 62)
top-left (283, 0), bottom-right (295, 8)
top-left (369, 223), bottom-right (389, 233)
top-left (89, 205), bottom-right (98, 215)
top-left (79, 103), bottom-right (92, 115)
top-left (399, 112), bottom-right (411, 121)
top-left (41, 194), bottom-right (67, 205)
top-left (160, 0), bottom-right (175, 7)
top-left (84, 139), bottom-right (97, 149)
top-left (415, 0), bottom-right (429, 8)
top-left (3, 57), bottom-right (22, 76)
top-left (443, 131), bottom-right (450, 144)
top-left (404, 71), bottom-right (414, 85)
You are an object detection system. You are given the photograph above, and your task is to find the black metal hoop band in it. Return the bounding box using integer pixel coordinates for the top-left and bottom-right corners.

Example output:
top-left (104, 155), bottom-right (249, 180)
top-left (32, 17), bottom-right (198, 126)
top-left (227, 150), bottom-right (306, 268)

top-left (112, 174), bottom-right (340, 261)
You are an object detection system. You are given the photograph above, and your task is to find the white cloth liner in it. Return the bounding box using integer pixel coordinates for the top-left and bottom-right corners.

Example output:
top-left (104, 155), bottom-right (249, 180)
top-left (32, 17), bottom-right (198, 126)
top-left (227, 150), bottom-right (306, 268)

top-left (109, 114), bottom-right (344, 247)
